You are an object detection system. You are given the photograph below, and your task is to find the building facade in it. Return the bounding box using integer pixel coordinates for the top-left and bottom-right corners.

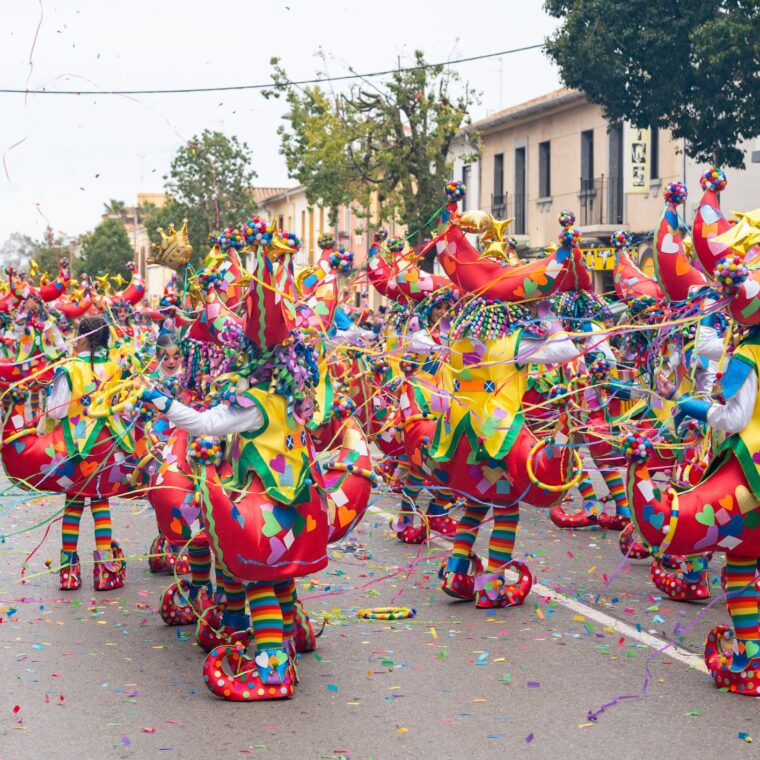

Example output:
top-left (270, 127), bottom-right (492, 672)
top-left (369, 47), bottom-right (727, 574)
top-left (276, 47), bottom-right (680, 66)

top-left (459, 88), bottom-right (760, 294)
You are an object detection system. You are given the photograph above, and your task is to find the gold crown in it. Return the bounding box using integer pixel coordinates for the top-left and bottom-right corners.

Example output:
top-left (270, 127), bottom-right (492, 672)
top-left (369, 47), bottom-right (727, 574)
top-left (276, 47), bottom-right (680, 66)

top-left (149, 219), bottom-right (193, 270)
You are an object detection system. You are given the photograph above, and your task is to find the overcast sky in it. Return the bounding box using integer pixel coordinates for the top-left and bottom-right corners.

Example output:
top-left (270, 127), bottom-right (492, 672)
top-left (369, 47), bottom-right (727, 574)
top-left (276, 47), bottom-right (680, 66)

top-left (0, 0), bottom-right (561, 243)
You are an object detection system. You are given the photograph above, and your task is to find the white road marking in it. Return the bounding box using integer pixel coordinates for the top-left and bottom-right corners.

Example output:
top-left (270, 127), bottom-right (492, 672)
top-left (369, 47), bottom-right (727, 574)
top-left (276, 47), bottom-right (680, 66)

top-left (367, 505), bottom-right (708, 673)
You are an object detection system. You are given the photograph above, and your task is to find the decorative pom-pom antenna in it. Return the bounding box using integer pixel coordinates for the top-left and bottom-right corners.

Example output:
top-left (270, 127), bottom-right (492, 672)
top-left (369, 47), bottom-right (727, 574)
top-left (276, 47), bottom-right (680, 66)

top-left (558, 210), bottom-right (576, 228)
top-left (699, 167), bottom-right (727, 193)
top-left (620, 432), bottom-right (653, 463)
top-left (318, 232), bottom-right (336, 250)
top-left (611, 229), bottom-right (632, 250)
top-left (445, 179), bottom-right (466, 203)
top-left (714, 253), bottom-right (749, 291)
top-left (387, 236), bottom-right (406, 254)
top-left (217, 228), bottom-right (244, 251)
top-left (374, 227), bottom-right (388, 243)
top-left (664, 181), bottom-right (688, 205)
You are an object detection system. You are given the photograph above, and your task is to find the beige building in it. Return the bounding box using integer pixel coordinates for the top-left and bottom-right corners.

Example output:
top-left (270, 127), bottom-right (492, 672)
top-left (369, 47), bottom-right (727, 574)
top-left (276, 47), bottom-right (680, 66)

top-left (454, 88), bottom-right (760, 294)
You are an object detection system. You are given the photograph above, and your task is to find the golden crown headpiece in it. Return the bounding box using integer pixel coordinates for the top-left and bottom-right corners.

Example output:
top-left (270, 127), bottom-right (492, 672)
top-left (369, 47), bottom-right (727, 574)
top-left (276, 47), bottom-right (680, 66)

top-left (149, 219), bottom-right (193, 270)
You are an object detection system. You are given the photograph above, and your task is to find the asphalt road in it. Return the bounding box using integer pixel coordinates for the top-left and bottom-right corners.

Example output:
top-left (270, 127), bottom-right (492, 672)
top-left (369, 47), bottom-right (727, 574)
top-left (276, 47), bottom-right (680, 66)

top-left (1, 483), bottom-right (759, 760)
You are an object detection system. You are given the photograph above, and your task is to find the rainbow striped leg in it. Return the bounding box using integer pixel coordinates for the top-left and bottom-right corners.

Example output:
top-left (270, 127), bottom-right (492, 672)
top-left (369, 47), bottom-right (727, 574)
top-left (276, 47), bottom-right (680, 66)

top-left (725, 554), bottom-right (760, 672)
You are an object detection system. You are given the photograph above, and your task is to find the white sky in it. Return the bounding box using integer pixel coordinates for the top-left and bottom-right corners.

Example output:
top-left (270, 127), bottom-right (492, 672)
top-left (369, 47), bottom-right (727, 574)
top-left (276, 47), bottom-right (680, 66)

top-left (0, 0), bottom-right (561, 243)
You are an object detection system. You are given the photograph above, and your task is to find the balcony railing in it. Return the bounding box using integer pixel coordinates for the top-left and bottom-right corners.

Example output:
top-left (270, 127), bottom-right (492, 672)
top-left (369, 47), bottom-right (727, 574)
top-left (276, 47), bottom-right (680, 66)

top-left (578, 175), bottom-right (624, 227)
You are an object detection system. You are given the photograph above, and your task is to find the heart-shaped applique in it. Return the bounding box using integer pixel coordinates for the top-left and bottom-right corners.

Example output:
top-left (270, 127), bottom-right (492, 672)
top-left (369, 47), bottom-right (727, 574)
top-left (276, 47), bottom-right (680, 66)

top-left (718, 514), bottom-right (744, 538)
top-left (44, 444), bottom-right (55, 458)
top-left (696, 503), bottom-right (716, 526)
top-left (648, 511), bottom-right (665, 530)
top-left (261, 509), bottom-right (282, 538)
top-left (735, 484), bottom-right (756, 515)
top-left (266, 537), bottom-right (286, 564)
top-left (660, 232), bottom-right (680, 254)
top-left (718, 495), bottom-right (734, 511)
top-left (745, 640), bottom-right (760, 659)
top-left (337, 506), bottom-right (357, 528)
top-left (674, 256), bottom-right (692, 276)
top-left (272, 505), bottom-right (296, 532)
top-left (80, 460), bottom-right (98, 477)
top-left (306, 514), bottom-right (317, 532)
top-left (270, 454), bottom-right (286, 474)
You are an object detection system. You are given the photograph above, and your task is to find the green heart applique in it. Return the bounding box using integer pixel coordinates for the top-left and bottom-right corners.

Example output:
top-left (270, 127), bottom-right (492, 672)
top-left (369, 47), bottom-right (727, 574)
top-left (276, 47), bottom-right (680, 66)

top-left (261, 509), bottom-right (282, 538)
top-left (744, 511), bottom-right (760, 530)
top-left (696, 504), bottom-right (715, 526)
top-left (746, 640), bottom-right (760, 659)
top-left (83, 381), bottom-right (97, 393)
top-left (44, 445), bottom-right (55, 458)
top-left (522, 278), bottom-right (539, 296)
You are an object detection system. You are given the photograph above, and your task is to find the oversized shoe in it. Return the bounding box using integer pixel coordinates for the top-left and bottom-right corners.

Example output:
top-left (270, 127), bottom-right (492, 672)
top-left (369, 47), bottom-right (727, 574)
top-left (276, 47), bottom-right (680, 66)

top-left (148, 535), bottom-right (167, 573)
top-left (390, 515), bottom-right (426, 544)
top-left (440, 553), bottom-right (484, 601)
top-left (148, 535), bottom-right (190, 576)
top-left (705, 625), bottom-right (760, 695)
top-left (159, 580), bottom-right (212, 626)
top-left (549, 501), bottom-right (599, 529)
top-left (618, 523), bottom-right (651, 560)
top-left (203, 643), bottom-right (296, 701)
top-left (474, 561), bottom-right (533, 609)
top-left (93, 542), bottom-right (126, 591)
top-left (596, 512), bottom-right (630, 531)
top-left (426, 513), bottom-right (458, 537)
top-left (196, 606), bottom-right (251, 653)
top-left (59, 550), bottom-right (81, 591)
top-left (293, 599), bottom-right (317, 653)
top-left (650, 556), bottom-right (710, 601)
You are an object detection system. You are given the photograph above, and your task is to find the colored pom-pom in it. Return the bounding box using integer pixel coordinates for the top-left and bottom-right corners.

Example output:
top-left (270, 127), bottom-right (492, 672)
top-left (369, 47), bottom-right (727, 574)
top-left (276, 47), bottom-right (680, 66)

top-left (547, 383), bottom-right (569, 407)
top-left (374, 227), bottom-right (388, 243)
top-left (699, 167), bottom-right (727, 193)
top-left (328, 247), bottom-right (354, 273)
top-left (610, 229), bottom-right (632, 250)
top-left (620, 432), bottom-right (653, 463)
top-left (399, 352), bottom-right (420, 375)
top-left (558, 226), bottom-right (582, 248)
top-left (664, 181), bottom-right (687, 205)
top-left (318, 232), bottom-right (336, 250)
top-left (558, 210), bottom-right (576, 228)
top-left (188, 435), bottom-right (224, 467)
top-left (445, 180), bottom-right (466, 203)
top-left (218, 227), bottom-right (244, 251)
top-left (587, 357), bottom-right (611, 382)
top-left (714, 254), bottom-right (749, 291)
top-left (208, 230), bottom-right (220, 248)
top-left (331, 394), bottom-right (356, 419)
top-left (241, 218), bottom-right (269, 246)
top-left (280, 230), bottom-right (301, 252)
top-left (387, 236), bottom-right (406, 254)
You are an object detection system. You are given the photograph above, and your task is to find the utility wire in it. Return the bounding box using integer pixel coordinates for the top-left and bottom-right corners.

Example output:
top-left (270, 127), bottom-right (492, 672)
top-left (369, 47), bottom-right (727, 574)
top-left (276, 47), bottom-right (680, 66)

top-left (0, 43), bottom-right (544, 96)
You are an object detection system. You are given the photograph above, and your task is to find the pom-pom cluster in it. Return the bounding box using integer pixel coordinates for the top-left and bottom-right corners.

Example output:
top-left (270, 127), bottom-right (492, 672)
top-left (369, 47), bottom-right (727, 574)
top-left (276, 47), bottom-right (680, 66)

top-left (208, 230), bottom-right (220, 248)
top-left (328, 247), bottom-right (354, 273)
top-left (9, 386), bottom-right (29, 404)
top-left (374, 228), bottom-right (389, 243)
top-left (399, 352), bottom-right (420, 375)
top-left (699, 167), bottom-right (727, 193)
top-left (218, 228), bottom-right (244, 251)
top-left (621, 432), bottom-right (653, 463)
top-left (241, 218), bottom-right (271, 247)
top-left (558, 226), bottom-right (582, 248)
top-left (558, 210), bottom-right (576, 228)
top-left (445, 179), bottom-right (466, 203)
top-left (714, 254), bottom-right (749, 291)
top-left (331, 394), bottom-right (356, 419)
top-left (611, 229), bottom-right (632, 250)
top-left (547, 383), bottom-right (569, 407)
top-left (369, 356), bottom-right (390, 376)
top-left (318, 232), bottom-right (336, 250)
top-left (188, 435), bottom-right (223, 467)
top-left (664, 181), bottom-right (687, 205)
top-left (387, 236), bottom-right (406, 254)
top-left (280, 231), bottom-right (301, 252)
top-left (587, 357), bottom-right (611, 383)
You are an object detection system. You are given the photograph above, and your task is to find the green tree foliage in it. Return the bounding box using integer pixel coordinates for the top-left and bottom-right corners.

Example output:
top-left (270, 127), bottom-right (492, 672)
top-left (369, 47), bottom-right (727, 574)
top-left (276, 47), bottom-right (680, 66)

top-left (264, 51), bottom-right (478, 264)
top-left (145, 130), bottom-right (258, 261)
top-left (74, 217), bottom-right (134, 279)
top-left (544, 0), bottom-right (760, 168)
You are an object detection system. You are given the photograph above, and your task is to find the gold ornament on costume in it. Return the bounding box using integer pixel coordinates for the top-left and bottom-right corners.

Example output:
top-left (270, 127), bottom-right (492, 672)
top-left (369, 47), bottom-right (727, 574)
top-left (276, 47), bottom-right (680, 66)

top-left (713, 211), bottom-right (760, 257)
top-left (28, 260), bottom-right (40, 282)
top-left (459, 211), bottom-right (518, 265)
top-left (149, 219), bottom-right (194, 270)
top-left (110, 273), bottom-right (127, 288)
top-left (266, 219), bottom-right (297, 261)
top-left (683, 237), bottom-right (695, 263)
top-left (295, 266), bottom-right (317, 296)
